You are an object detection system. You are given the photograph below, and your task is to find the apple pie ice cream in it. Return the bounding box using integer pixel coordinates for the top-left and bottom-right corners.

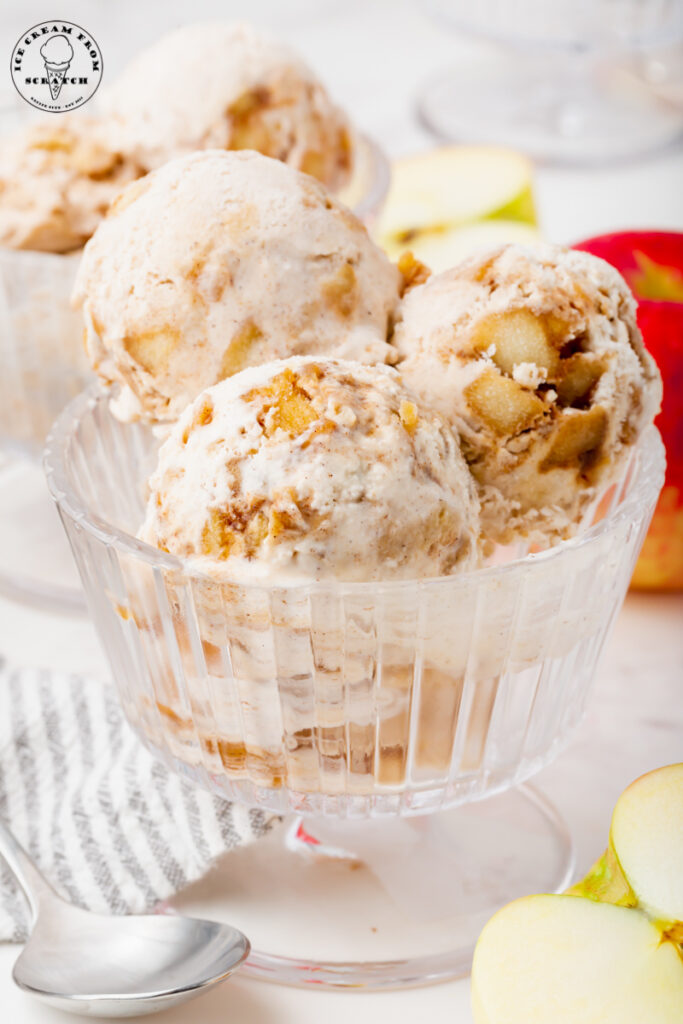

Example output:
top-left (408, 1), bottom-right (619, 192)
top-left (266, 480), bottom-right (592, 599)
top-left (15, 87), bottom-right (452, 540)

top-left (73, 150), bottom-right (401, 425)
top-left (100, 21), bottom-right (354, 191)
top-left (131, 356), bottom-right (481, 795)
top-left (0, 117), bottom-right (141, 254)
top-left (140, 357), bottom-right (481, 583)
top-left (393, 244), bottom-right (662, 545)
top-left (0, 115), bottom-right (143, 451)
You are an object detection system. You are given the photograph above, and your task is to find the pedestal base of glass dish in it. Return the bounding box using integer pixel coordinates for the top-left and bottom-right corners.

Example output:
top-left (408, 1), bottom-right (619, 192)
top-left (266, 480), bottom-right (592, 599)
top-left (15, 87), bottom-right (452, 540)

top-left (0, 456), bottom-right (85, 613)
top-left (171, 784), bottom-right (574, 990)
top-left (417, 49), bottom-right (683, 164)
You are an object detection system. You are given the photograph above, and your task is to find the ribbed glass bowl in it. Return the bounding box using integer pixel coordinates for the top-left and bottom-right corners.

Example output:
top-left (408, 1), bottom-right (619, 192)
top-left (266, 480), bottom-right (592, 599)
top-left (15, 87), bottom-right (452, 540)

top-left (0, 128), bottom-right (387, 460)
top-left (0, 110), bottom-right (388, 611)
top-left (0, 246), bottom-right (92, 611)
top-left (44, 388), bottom-right (664, 817)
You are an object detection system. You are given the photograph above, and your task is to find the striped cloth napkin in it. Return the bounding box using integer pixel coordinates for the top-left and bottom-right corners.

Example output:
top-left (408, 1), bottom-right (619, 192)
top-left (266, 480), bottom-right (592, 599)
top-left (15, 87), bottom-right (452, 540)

top-left (0, 658), bottom-right (272, 942)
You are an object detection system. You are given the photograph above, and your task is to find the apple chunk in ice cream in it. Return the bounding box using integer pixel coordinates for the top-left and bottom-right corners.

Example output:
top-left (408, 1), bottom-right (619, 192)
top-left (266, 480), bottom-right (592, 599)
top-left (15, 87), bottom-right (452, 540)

top-left (140, 357), bottom-right (481, 583)
top-left (393, 244), bottom-right (662, 546)
top-left (100, 22), bottom-right (354, 191)
top-left (73, 150), bottom-right (401, 424)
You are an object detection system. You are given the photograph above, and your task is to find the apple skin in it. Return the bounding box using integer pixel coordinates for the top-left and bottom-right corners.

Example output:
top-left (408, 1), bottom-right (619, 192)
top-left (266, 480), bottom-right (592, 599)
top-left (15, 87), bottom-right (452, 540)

top-left (570, 764), bottom-right (683, 949)
top-left (573, 232), bottom-right (683, 590)
top-left (608, 762), bottom-right (683, 935)
top-left (567, 846), bottom-right (637, 909)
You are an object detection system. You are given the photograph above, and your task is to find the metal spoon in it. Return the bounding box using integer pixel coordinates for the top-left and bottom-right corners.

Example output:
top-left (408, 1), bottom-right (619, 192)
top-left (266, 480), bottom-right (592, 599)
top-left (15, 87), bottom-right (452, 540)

top-left (0, 820), bottom-right (250, 1017)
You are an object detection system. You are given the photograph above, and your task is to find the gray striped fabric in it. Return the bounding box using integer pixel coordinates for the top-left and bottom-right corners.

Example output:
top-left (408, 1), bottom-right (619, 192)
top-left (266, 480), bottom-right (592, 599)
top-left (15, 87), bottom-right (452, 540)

top-left (0, 659), bottom-right (272, 942)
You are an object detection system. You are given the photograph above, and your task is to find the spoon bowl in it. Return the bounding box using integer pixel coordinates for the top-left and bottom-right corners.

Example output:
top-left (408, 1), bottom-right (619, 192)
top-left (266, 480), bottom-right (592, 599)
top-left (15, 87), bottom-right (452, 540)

top-left (13, 905), bottom-right (250, 1017)
top-left (1, 821), bottom-right (249, 1017)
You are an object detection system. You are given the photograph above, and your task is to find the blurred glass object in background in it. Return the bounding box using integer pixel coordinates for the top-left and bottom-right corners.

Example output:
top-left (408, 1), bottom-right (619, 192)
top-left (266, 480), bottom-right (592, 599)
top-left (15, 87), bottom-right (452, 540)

top-left (617, 41), bottom-right (683, 111)
top-left (417, 0), bottom-right (683, 163)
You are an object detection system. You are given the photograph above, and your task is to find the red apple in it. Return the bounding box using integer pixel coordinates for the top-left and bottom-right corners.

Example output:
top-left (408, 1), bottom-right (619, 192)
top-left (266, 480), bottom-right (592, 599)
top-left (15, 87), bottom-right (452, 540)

top-left (574, 231), bottom-right (683, 591)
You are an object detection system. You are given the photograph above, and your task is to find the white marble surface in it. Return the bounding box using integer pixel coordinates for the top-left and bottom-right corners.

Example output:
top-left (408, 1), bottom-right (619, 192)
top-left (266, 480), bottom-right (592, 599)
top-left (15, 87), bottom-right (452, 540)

top-left (1, 2), bottom-right (683, 1021)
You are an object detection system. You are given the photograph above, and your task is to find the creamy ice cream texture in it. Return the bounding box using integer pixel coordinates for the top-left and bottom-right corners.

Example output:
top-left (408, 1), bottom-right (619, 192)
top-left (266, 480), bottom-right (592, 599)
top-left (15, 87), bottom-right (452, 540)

top-left (100, 21), bottom-right (353, 191)
top-left (74, 149), bottom-right (401, 424)
top-left (393, 244), bottom-right (662, 545)
top-left (141, 357), bottom-right (481, 583)
top-left (0, 117), bottom-right (142, 253)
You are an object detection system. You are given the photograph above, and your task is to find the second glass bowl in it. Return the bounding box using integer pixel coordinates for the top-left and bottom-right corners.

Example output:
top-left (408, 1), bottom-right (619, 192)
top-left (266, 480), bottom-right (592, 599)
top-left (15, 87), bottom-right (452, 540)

top-left (0, 248), bottom-right (89, 610)
top-left (0, 131), bottom-right (389, 612)
top-left (0, 130), bottom-right (388, 457)
top-left (44, 388), bottom-right (664, 818)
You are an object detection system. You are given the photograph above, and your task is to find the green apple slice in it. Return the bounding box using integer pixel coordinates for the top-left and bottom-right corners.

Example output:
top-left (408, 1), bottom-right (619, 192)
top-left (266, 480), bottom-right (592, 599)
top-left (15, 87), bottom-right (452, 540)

top-left (376, 145), bottom-right (536, 247)
top-left (471, 894), bottom-right (683, 1024)
top-left (610, 763), bottom-right (683, 931)
top-left (383, 219), bottom-right (541, 272)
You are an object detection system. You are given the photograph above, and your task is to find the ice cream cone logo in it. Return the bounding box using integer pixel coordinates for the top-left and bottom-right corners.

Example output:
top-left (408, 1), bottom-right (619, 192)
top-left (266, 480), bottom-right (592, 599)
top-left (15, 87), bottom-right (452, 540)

top-left (40, 35), bottom-right (74, 100)
top-left (11, 21), bottom-right (102, 113)
top-left (45, 63), bottom-right (69, 100)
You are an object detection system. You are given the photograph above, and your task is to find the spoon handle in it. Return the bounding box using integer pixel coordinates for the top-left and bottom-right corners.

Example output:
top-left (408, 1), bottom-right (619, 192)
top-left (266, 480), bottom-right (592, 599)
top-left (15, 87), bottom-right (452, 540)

top-left (0, 820), bottom-right (58, 920)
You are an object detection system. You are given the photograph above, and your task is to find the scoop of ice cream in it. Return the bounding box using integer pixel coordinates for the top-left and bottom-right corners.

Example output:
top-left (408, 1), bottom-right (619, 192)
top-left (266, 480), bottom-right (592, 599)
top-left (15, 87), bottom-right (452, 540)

top-left (40, 34), bottom-right (73, 67)
top-left (140, 357), bottom-right (481, 582)
top-left (100, 21), bottom-right (353, 191)
top-left (0, 117), bottom-right (142, 253)
top-left (73, 150), bottom-right (401, 424)
top-left (393, 244), bottom-right (662, 545)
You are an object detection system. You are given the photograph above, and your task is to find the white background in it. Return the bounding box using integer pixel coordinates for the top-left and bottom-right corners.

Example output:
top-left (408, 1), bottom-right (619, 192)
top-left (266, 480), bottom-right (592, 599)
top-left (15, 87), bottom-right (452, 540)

top-left (1, 2), bottom-right (682, 1021)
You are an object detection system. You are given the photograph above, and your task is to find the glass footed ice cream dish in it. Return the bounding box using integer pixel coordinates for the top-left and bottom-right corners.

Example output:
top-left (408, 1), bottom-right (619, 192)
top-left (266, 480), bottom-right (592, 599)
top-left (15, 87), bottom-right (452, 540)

top-left (44, 363), bottom-right (663, 986)
top-left (0, 22), bottom-right (389, 610)
top-left (0, 22), bottom-right (388, 452)
top-left (0, 112), bottom-right (132, 608)
top-left (45, 169), bottom-right (664, 813)
top-left (0, 114), bottom-right (140, 456)
top-left (44, 152), bottom-right (664, 985)
top-left (0, 20), bottom-right (388, 450)
top-left (45, 386), bottom-right (663, 816)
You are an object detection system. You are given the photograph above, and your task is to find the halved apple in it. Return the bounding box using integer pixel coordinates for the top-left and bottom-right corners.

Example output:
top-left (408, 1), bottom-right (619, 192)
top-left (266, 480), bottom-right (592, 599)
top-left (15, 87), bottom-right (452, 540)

top-left (377, 146), bottom-right (538, 272)
top-left (570, 763), bottom-right (683, 936)
top-left (377, 146), bottom-right (535, 242)
top-left (471, 895), bottom-right (683, 1024)
top-left (472, 763), bottom-right (683, 1023)
top-left (610, 763), bottom-right (683, 930)
top-left (386, 219), bottom-right (541, 273)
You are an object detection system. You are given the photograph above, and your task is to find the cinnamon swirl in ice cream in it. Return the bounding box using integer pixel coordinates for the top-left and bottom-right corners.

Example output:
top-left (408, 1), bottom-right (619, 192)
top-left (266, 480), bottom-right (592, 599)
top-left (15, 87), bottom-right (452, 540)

top-left (140, 357), bottom-right (481, 583)
top-left (73, 150), bottom-right (401, 425)
top-left (0, 117), bottom-right (140, 253)
top-left (100, 21), bottom-right (353, 191)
